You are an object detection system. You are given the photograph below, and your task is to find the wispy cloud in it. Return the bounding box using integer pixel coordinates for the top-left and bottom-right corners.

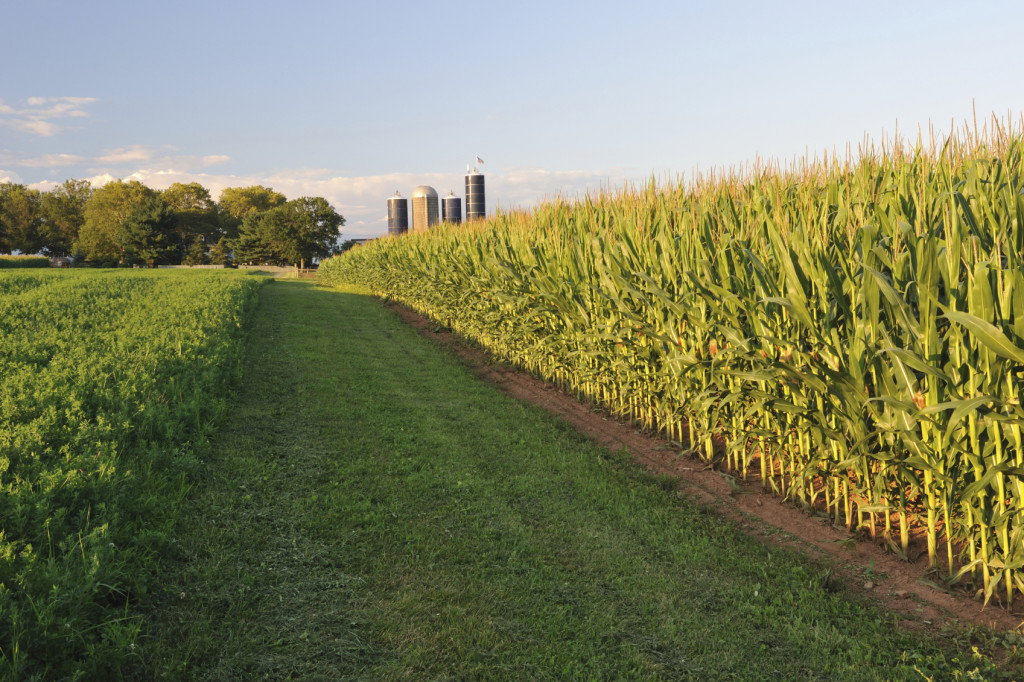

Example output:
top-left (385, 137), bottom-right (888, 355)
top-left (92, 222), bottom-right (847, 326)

top-left (0, 96), bottom-right (98, 137)
top-left (17, 153), bottom-right (86, 168)
top-left (98, 145), bottom-right (154, 164)
top-left (0, 145), bottom-right (232, 178)
top-left (91, 146), bottom-right (231, 171)
top-left (6, 119), bottom-right (60, 136)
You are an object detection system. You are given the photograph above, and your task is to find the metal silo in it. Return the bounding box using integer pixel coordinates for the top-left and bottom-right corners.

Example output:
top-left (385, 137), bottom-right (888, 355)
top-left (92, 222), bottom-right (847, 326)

top-left (465, 168), bottom-right (485, 220)
top-left (387, 191), bottom-right (408, 236)
top-left (442, 190), bottom-right (462, 224)
top-left (411, 185), bottom-right (439, 231)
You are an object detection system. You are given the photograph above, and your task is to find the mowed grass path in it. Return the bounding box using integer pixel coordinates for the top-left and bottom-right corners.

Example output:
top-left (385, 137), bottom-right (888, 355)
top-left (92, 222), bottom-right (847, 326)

top-left (138, 280), bottom-right (1005, 680)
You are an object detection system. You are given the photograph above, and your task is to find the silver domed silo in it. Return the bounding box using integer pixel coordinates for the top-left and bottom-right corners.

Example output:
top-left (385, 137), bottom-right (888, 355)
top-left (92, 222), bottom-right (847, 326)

top-left (442, 190), bottom-right (462, 224)
top-left (465, 169), bottom-right (485, 220)
top-left (411, 185), bottom-right (439, 231)
top-left (387, 191), bottom-right (409, 236)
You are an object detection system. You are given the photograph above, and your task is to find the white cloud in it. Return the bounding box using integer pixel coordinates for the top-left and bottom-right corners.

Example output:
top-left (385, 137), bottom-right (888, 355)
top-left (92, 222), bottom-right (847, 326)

top-left (1, 144), bottom-right (230, 175)
top-left (200, 155), bottom-right (230, 166)
top-left (26, 179), bottom-right (62, 191)
top-left (489, 166), bottom-right (633, 210)
top-left (99, 145), bottom-right (155, 164)
top-left (89, 147), bottom-right (232, 174)
top-left (17, 153), bottom-right (86, 168)
top-left (5, 119), bottom-right (59, 136)
top-left (85, 173), bottom-right (118, 187)
top-left (0, 170), bottom-right (21, 184)
top-left (0, 96), bottom-right (98, 137)
top-left (25, 96), bottom-right (98, 112)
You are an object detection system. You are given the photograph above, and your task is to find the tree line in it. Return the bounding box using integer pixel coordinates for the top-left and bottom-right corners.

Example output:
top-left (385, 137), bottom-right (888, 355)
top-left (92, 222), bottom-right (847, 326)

top-left (0, 179), bottom-right (345, 268)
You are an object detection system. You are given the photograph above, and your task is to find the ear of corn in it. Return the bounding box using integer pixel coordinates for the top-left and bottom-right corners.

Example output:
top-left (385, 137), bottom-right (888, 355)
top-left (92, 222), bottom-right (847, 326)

top-left (319, 113), bottom-right (1024, 607)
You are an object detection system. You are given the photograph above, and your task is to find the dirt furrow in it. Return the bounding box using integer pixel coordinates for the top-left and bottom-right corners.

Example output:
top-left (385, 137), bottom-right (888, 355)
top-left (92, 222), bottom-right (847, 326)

top-left (389, 301), bottom-right (1024, 636)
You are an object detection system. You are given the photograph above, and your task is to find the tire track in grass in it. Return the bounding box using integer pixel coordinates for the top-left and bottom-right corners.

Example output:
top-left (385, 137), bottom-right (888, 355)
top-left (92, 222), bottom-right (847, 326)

top-left (138, 281), bottom-right (387, 679)
top-left (137, 280), bottom-right (1018, 680)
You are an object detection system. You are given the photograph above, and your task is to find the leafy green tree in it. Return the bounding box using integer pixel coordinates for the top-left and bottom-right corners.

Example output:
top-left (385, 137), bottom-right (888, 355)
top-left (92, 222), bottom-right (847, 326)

top-left (284, 196), bottom-right (345, 268)
top-left (39, 179), bottom-right (92, 257)
top-left (209, 236), bottom-right (233, 267)
top-left (0, 183), bottom-right (43, 254)
top-left (232, 210), bottom-right (280, 265)
top-left (182, 235), bottom-right (210, 265)
top-left (337, 239), bottom-right (362, 253)
top-left (78, 180), bottom-right (157, 264)
top-left (162, 182), bottom-right (221, 246)
top-left (217, 185), bottom-right (286, 238)
top-left (231, 197), bottom-right (344, 267)
top-left (115, 196), bottom-right (180, 266)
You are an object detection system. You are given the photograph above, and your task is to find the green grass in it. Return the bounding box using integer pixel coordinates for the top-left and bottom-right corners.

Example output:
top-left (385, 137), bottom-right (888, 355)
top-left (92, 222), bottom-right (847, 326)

top-left (137, 280), bottom-right (1015, 680)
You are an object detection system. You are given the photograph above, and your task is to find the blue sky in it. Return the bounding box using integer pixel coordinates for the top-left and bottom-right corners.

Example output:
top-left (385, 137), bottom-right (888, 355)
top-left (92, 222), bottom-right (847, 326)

top-left (2, 0), bottom-right (1023, 239)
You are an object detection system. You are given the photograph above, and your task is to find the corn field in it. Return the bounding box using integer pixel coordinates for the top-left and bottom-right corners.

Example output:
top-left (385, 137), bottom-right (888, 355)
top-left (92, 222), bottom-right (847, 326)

top-left (319, 114), bottom-right (1024, 607)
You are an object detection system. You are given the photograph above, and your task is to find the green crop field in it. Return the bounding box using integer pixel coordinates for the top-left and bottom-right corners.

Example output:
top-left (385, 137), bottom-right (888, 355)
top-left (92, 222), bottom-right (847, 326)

top-left (319, 117), bottom-right (1024, 608)
top-left (0, 256), bottom-right (49, 269)
top-left (0, 268), bottom-right (1019, 678)
top-left (0, 269), bottom-right (263, 678)
top-left (5, 117), bottom-right (1024, 678)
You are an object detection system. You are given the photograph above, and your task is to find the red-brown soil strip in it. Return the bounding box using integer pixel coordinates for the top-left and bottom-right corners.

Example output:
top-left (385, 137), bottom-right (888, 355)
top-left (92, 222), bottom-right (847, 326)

top-left (388, 302), bottom-right (1024, 636)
